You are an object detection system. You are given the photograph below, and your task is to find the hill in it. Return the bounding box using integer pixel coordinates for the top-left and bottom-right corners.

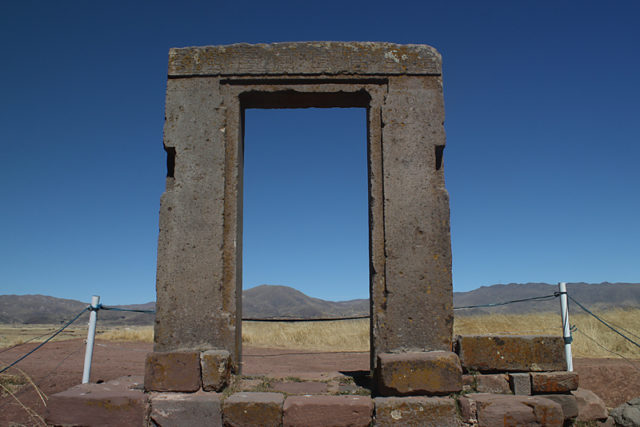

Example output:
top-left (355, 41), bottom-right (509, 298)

top-left (242, 285), bottom-right (368, 319)
top-left (452, 282), bottom-right (640, 316)
top-left (1, 282), bottom-right (639, 325)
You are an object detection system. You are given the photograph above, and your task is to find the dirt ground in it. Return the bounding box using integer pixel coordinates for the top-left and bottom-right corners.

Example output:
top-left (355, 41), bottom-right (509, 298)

top-left (1, 339), bottom-right (639, 426)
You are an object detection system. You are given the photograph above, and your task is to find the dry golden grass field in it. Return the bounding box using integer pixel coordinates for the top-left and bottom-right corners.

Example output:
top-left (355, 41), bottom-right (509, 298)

top-left (2, 309), bottom-right (639, 358)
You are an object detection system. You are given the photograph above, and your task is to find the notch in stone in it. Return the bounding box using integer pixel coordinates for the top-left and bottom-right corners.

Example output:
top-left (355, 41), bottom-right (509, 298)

top-left (435, 145), bottom-right (444, 171)
top-left (165, 146), bottom-right (176, 178)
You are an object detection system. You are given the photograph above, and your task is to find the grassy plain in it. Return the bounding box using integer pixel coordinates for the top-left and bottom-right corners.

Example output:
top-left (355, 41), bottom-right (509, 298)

top-left (1, 309), bottom-right (639, 359)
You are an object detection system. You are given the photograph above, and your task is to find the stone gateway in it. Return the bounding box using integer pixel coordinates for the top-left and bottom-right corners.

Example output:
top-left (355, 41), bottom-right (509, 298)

top-left (150, 41), bottom-right (453, 388)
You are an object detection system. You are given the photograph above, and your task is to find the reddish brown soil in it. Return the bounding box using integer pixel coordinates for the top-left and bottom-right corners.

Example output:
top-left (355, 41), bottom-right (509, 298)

top-left (1, 340), bottom-right (638, 426)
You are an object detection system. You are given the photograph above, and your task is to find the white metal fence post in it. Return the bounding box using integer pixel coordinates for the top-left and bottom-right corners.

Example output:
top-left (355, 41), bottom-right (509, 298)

top-left (82, 295), bottom-right (100, 384)
top-left (558, 282), bottom-right (573, 371)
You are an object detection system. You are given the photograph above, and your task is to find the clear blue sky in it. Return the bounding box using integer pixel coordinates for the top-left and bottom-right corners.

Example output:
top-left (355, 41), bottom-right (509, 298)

top-left (1, 1), bottom-right (638, 304)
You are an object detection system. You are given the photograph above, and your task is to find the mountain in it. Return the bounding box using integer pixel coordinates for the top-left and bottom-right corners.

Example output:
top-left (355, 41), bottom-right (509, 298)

top-left (453, 282), bottom-right (640, 316)
top-left (242, 285), bottom-right (368, 319)
top-left (1, 282), bottom-right (639, 325)
top-left (0, 294), bottom-right (156, 326)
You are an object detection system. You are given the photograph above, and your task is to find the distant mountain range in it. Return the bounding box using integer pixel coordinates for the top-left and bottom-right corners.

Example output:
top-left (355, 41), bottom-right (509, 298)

top-left (1, 282), bottom-right (639, 325)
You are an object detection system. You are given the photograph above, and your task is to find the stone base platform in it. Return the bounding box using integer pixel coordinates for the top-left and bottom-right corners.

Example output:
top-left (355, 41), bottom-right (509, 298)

top-left (46, 373), bottom-right (611, 426)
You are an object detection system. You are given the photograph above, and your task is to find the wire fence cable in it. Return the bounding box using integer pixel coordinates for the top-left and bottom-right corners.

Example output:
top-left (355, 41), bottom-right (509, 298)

top-left (453, 293), bottom-right (560, 310)
top-left (0, 307), bottom-right (89, 375)
top-left (567, 295), bottom-right (640, 350)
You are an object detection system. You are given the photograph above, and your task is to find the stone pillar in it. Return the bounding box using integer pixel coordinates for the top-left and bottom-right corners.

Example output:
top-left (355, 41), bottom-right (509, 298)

top-left (371, 74), bottom-right (453, 363)
top-left (154, 77), bottom-right (241, 366)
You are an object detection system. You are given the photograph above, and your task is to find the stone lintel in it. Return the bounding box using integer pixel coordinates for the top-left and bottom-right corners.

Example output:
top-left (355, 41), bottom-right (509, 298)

top-left (223, 392), bottom-right (284, 427)
top-left (374, 396), bottom-right (460, 427)
top-left (456, 335), bottom-right (566, 373)
top-left (168, 42), bottom-right (441, 77)
top-left (144, 351), bottom-right (201, 392)
top-left (376, 351), bottom-right (462, 396)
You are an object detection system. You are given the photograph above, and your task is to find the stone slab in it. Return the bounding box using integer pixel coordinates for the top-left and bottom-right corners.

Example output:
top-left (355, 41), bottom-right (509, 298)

top-left (456, 335), bottom-right (566, 372)
top-left (201, 349), bottom-right (231, 392)
top-left (376, 351), bottom-right (462, 396)
top-left (531, 371), bottom-right (579, 393)
top-left (149, 392), bottom-right (222, 427)
top-left (374, 396), bottom-right (460, 427)
top-left (572, 388), bottom-right (608, 422)
top-left (168, 42), bottom-right (441, 77)
top-left (459, 393), bottom-right (564, 427)
top-left (45, 376), bottom-right (146, 427)
top-left (223, 392), bottom-right (283, 427)
top-left (145, 351), bottom-right (201, 392)
top-left (538, 394), bottom-right (579, 420)
top-left (509, 373), bottom-right (532, 395)
top-left (283, 395), bottom-right (373, 427)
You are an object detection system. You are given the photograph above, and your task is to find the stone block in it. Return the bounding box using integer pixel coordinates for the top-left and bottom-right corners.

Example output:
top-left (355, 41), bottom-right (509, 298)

top-left (144, 351), bottom-right (201, 392)
top-left (45, 376), bottom-right (146, 427)
top-left (572, 388), bottom-right (608, 422)
top-left (610, 397), bottom-right (640, 427)
top-left (283, 395), bottom-right (373, 427)
top-left (459, 393), bottom-right (564, 427)
top-left (374, 396), bottom-right (460, 427)
top-left (149, 392), bottom-right (222, 427)
top-left (376, 351), bottom-right (462, 396)
top-left (223, 392), bottom-right (284, 427)
top-left (456, 335), bottom-right (566, 372)
top-left (538, 394), bottom-right (579, 420)
top-left (509, 373), bottom-right (531, 395)
top-left (201, 350), bottom-right (231, 391)
top-left (531, 371), bottom-right (579, 393)
top-left (477, 374), bottom-right (511, 394)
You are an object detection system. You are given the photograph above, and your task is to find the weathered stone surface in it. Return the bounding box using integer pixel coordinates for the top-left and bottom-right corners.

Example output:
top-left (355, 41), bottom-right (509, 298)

top-left (538, 394), bottom-right (579, 420)
top-left (460, 393), bottom-right (564, 427)
top-left (150, 392), bottom-right (222, 427)
top-left (456, 335), bottom-right (566, 372)
top-left (509, 373), bottom-right (531, 395)
top-left (201, 349), bottom-right (231, 391)
top-left (531, 371), bottom-right (578, 393)
top-left (373, 74), bottom-right (452, 363)
top-left (376, 351), bottom-right (462, 396)
top-left (463, 373), bottom-right (510, 394)
top-left (144, 351), bottom-right (201, 392)
top-left (168, 42), bottom-right (441, 77)
top-left (572, 388), bottom-right (608, 422)
top-left (374, 396), bottom-right (460, 426)
top-left (45, 376), bottom-right (146, 427)
top-left (154, 76), bottom-right (241, 367)
top-left (283, 395), bottom-right (373, 427)
top-left (610, 397), bottom-right (640, 427)
top-left (223, 392), bottom-right (283, 427)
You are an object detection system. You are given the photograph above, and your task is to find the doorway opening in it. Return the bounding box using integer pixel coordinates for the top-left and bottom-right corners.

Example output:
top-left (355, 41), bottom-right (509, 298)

top-left (241, 108), bottom-right (370, 379)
